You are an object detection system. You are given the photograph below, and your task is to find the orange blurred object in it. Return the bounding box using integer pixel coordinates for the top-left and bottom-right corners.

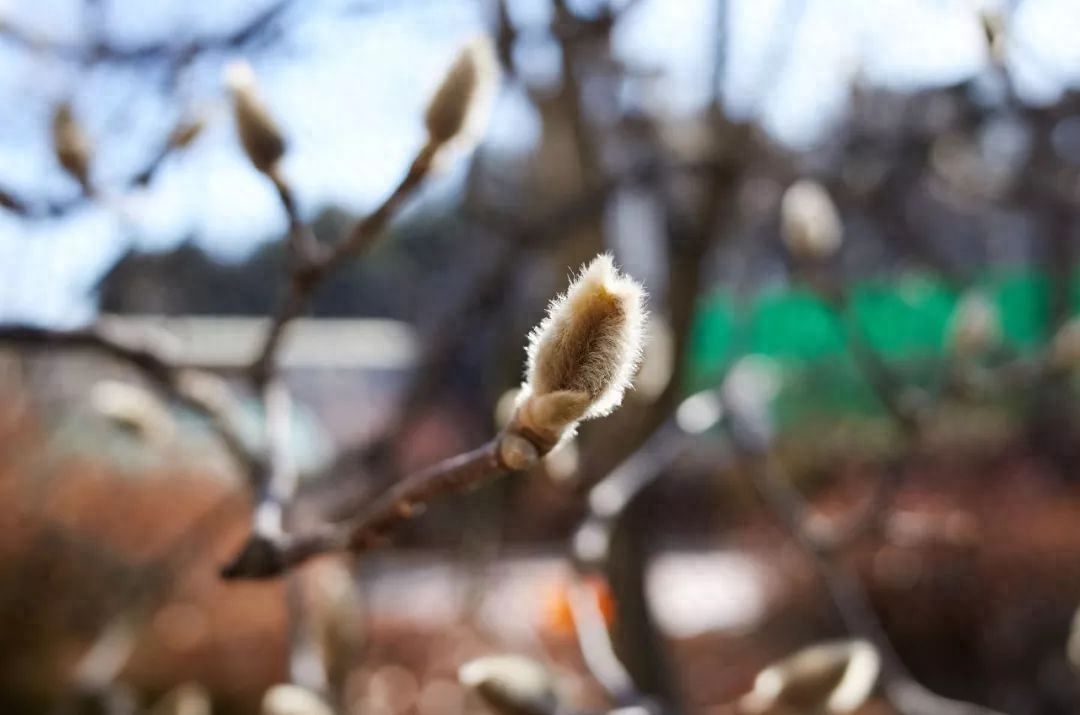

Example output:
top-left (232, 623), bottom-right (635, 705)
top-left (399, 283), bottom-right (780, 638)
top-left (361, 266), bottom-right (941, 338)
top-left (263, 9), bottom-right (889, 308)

top-left (541, 575), bottom-right (616, 638)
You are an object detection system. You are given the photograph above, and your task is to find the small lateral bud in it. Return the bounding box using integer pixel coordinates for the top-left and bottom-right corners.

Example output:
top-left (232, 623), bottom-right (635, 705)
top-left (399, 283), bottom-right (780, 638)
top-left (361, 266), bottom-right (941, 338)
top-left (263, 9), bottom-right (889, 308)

top-left (781, 179), bottom-right (842, 261)
top-left (225, 60), bottom-right (286, 174)
top-left (948, 291), bottom-right (1000, 359)
top-left (738, 640), bottom-right (880, 715)
top-left (424, 35), bottom-right (500, 151)
top-left (458, 654), bottom-right (559, 715)
top-left (261, 684), bottom-right (334, 715)
top-left (499, 432), bottom-right (540, 470)
top-left (514, 254), bottom-right (646, 446)
top-left (52, 102), bottom-right (92, 192)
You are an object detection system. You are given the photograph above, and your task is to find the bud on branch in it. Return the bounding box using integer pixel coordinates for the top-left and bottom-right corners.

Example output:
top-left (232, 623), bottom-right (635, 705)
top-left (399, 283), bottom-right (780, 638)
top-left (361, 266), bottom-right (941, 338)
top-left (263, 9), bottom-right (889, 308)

top-left (512, 254), bottom-right (647, 449)
top-left (226, 60), bottom-right (287, 175)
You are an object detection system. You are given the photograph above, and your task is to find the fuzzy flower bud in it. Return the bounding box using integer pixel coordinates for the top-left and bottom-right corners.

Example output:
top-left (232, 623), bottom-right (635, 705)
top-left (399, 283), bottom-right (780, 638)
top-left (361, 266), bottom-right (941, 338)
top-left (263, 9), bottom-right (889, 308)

top-left (781, 179), bottom-right (842, 261)
top-left (424, 36), bottom-right (500, 152)
top-left (225, 60), bottom-right (286, 174)
top-left (459, 654), bottom-right (559, 715)
top-left (52, 102), bottom-right (92, 192)
top-left (738, 640), bottom-right (880, 715)
top-left (514, 254), bottom-right (646, 447)
top-left (948, 291), bottom-right (1000, 358)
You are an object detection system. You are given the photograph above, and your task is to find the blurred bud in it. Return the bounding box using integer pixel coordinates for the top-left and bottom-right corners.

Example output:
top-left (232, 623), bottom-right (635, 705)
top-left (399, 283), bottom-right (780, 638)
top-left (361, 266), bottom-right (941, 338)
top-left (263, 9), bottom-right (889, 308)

top-left (1068, 605), bottom-right (1080, 674)
top-left (979, 9), bottom-right (1008, 65)
top-left (261, 684), bottom-right (334, 715)
top-left (225, 60), bottom-right (286, 174)
top-left (167, 116), bottom-right (206, 151)
top-left (150, 683), bottom-right (211, 715)
top-left (543, 438), bottom-right (579, 482)
top-left (52, 102), bottom-right (92, 192)
top-left (424, 36), bottom-right (500, 152)
top-left (89, 379), bottom-right (175, 446)
top-left (948, 292), bottom-right (1000, 358)
top-left (675, 389), bottom-right (724, 435)
top-left (1050, 318), bottom-right (1080, 371)
top-left (514, 254), bottom-right (646, 448)
top-left (458, 654), bottom-right (559, 715)
top-left (722, 355), bottom-right (783, 450)
top-left (308, 559), bottom-right (366, 695)
top-left (780, 180), bottom-right (842, 261)
top-left (738, 640), bottom-right (880, 715)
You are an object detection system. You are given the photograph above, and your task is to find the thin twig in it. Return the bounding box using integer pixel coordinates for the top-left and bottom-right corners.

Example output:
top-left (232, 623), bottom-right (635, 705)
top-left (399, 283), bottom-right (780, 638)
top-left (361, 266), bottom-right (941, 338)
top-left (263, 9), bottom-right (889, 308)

top-left (0, 323), bottom-right (258, 475)
top-left (221, 427), bottom-right (540, 579)
top-left (249, 142), bottom-right (437, 388)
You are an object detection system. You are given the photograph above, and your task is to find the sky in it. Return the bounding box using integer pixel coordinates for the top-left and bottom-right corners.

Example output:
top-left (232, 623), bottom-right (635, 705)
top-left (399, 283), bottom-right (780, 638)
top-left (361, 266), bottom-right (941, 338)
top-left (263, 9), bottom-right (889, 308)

top-left (0, 0), bottom-right (1078, 324)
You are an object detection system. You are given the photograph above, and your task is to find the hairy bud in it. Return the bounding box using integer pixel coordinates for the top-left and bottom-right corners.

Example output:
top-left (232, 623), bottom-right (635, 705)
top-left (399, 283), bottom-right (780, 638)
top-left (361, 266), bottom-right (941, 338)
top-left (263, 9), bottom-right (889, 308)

top-left (948, 291), bottom-right (1000, 358)
top-left (781, 180), bottom-right (842, 261)
top-left (424, 36), bottom-right (500, 151)
top-left (514, 254), bottom-right (646, 446)
top-left (225, 60), bottom-right (286, 174)
top-left (738, 640), bottom-right (880, 715)
top-left (459, 654), bottom-right (559, 715)
top-left (52, 102), bottom-right (92, 192)
top-left (261, 684), bottom-right (334, 715)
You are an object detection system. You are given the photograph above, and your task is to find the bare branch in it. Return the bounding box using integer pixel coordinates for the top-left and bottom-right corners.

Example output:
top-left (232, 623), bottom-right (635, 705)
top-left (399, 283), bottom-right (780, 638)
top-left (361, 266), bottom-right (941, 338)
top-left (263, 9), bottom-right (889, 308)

top-left (221, 432), bottom-right (529, 578)
top-left (249, 142), bottom-right (438, 388)
top-left (0, 322), bottom-right (258, 476)
top-left (0, 0), bottom-right (294, 67)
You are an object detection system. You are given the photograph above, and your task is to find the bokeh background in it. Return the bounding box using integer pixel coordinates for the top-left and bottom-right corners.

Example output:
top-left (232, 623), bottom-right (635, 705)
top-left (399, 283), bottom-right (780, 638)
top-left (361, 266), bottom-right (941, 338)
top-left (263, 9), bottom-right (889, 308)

top-left (3, 0), bottom-right (1080, 713)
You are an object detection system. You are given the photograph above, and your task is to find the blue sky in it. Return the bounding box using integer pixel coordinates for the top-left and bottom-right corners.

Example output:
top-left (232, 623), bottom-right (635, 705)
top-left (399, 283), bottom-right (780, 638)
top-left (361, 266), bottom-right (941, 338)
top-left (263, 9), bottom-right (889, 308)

top-left (0, 0), bottom-right (1078, 324)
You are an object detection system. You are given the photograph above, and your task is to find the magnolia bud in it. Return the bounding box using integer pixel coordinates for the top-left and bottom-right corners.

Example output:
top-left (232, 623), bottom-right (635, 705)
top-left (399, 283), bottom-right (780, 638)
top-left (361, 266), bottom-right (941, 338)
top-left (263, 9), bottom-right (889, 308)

top-left (514, 254), bottom-right (646, 447)
top-left (948, 292), bottom-right (1000, 358)
top-left (52, 102), bottom-right (92, 192)
top-left (458, 654), bottom-right (559, 715)
top-left (261, 684), bottom-right (334, 715)
top-left (424, 36), bottom-right (500, 152)
top-left (781, 180), bottom-right (842, 261)
top-left (739, 640), bottom-right (880, 715)
top-left (225, 60), bottom-right (286, 174)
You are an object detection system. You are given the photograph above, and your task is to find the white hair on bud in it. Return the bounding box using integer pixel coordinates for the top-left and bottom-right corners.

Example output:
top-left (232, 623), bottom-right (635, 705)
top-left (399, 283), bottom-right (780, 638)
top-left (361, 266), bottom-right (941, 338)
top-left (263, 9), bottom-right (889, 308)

top-left (424, 35), bottom-right (500, 151)
top-left (519, 254), bottom-right (646, 440)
